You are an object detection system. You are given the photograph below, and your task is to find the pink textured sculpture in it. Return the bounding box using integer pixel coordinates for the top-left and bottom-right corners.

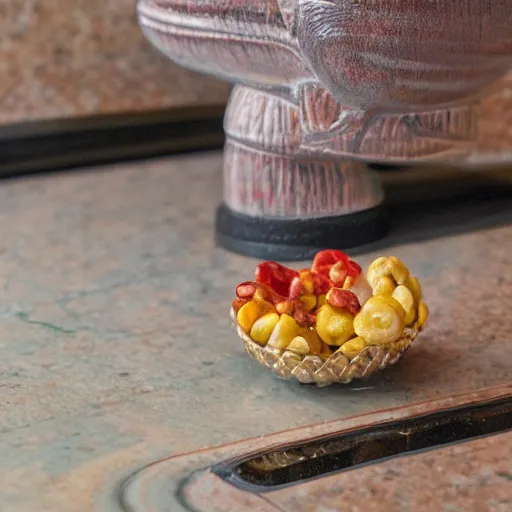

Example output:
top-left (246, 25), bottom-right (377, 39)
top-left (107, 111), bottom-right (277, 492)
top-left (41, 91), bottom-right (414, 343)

top-left (138, 1), bottom-right (512, 258)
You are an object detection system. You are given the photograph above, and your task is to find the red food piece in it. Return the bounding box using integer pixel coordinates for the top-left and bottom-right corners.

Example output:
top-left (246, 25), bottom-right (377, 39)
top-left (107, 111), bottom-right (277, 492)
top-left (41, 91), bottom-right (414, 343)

top-left (310, 271), bottom-right (332, 295)
top-left (236, 282), bottom-right (257, 300)
top-left (328, 261), bottom-right (348, 287)
top-left (293, 302), bottom-right (316, 327)
top-left (312, 250), bottom-right (362, 288)
top-left (326, 288), bottom-right (361, 315)
top-left (288, 276), bottom-right (303, 301)
top-left (312, 250), bottom-right (349, 275)
top-left (236, 281), bottom-right (287, 307)
top-left (347, 260), bottom-right (362, 279)
top-left (289, 269), bottom-right (332, 299)
top-left (255, 261), bottom-right (299, 298)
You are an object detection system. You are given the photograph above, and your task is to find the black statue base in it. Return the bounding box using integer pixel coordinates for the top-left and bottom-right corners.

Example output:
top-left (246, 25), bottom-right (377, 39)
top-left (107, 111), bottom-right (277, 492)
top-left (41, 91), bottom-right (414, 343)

top-left (215, 202), bottom-right (388, 261)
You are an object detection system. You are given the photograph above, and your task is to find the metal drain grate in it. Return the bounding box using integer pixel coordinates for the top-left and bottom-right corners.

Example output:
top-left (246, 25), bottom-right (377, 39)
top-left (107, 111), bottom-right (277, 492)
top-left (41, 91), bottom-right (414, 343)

top-left (213, 396), bottom-right (512, 491)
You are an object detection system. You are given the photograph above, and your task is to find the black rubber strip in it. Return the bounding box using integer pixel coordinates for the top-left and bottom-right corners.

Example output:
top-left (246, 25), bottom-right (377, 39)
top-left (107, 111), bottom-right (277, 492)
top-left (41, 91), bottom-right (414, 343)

top-left (215, 202), bottom-right (388, 260)
top-left (0, 106), bottom-right (225, 178)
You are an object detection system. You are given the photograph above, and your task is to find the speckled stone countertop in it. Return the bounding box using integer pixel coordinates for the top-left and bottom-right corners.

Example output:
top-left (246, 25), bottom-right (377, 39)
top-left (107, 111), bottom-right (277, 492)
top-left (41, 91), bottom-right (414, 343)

top-left (0, 152), bottom-right (510, 511)
top-left (0, 1), bottom-right (230, 125)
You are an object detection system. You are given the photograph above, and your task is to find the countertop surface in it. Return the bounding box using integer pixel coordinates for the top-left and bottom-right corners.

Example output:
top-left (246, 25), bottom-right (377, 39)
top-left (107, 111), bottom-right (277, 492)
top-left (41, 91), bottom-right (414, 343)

top-left (0, 152), bottom-right (511, 511)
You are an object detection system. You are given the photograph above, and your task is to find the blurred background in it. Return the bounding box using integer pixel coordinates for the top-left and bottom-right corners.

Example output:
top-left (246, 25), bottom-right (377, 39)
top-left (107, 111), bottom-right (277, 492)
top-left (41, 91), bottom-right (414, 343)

top-left (0, 1), bottom-right (231, 176)
top-left (1, 0), bottom-right (512, 179)
top-left (0, 1), bottom-right (231, 123)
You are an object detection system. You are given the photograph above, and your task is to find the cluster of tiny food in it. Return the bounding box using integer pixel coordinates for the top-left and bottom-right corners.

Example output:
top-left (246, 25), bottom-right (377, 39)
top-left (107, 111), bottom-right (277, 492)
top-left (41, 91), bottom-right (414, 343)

top-left (232, 250), bottom-right (428, 361)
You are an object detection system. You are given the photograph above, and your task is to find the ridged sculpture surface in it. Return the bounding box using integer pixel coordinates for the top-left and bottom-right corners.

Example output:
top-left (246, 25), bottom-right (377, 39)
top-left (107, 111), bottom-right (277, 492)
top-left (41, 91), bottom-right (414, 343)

top-left (138, 1), bottom-right (512, 256)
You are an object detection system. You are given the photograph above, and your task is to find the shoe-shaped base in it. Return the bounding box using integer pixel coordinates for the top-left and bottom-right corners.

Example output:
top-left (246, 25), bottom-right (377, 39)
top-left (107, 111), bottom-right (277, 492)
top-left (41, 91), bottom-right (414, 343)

top-left (215, 202), bottom-right (388, 261)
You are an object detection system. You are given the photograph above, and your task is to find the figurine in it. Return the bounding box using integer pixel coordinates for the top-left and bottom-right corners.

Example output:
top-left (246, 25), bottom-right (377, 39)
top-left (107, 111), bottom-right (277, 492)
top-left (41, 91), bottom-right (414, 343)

top-left (138, 1), bottom-right (512, 257)
top-left (231, 250), bottom-right (428, 386)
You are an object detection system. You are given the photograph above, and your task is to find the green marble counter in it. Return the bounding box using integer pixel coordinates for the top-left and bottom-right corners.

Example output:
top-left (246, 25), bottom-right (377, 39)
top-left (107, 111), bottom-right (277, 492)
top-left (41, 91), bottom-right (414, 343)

top-left (0, 152), bottom-right (510, 511)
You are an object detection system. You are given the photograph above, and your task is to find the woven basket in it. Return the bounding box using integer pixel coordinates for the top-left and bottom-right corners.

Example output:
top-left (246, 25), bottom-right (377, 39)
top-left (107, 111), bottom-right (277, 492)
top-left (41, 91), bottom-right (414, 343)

top-left (231, 308), bottom-right (419, 386)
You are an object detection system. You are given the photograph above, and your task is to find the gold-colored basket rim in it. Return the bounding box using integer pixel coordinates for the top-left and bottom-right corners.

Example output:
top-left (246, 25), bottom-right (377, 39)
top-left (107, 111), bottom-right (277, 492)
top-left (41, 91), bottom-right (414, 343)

top-left (231, 307), bottom-right (419, 386)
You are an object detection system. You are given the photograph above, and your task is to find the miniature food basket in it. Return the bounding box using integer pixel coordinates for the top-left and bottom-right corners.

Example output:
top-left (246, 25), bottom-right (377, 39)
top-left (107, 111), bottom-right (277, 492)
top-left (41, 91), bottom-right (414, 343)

top-left (231, 251), bottom-right (428, 386)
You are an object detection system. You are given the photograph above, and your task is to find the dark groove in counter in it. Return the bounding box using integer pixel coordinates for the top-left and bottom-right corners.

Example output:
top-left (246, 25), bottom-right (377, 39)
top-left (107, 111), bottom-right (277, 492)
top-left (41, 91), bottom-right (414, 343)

top-left (0, 106), bottom-right (226, 178)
